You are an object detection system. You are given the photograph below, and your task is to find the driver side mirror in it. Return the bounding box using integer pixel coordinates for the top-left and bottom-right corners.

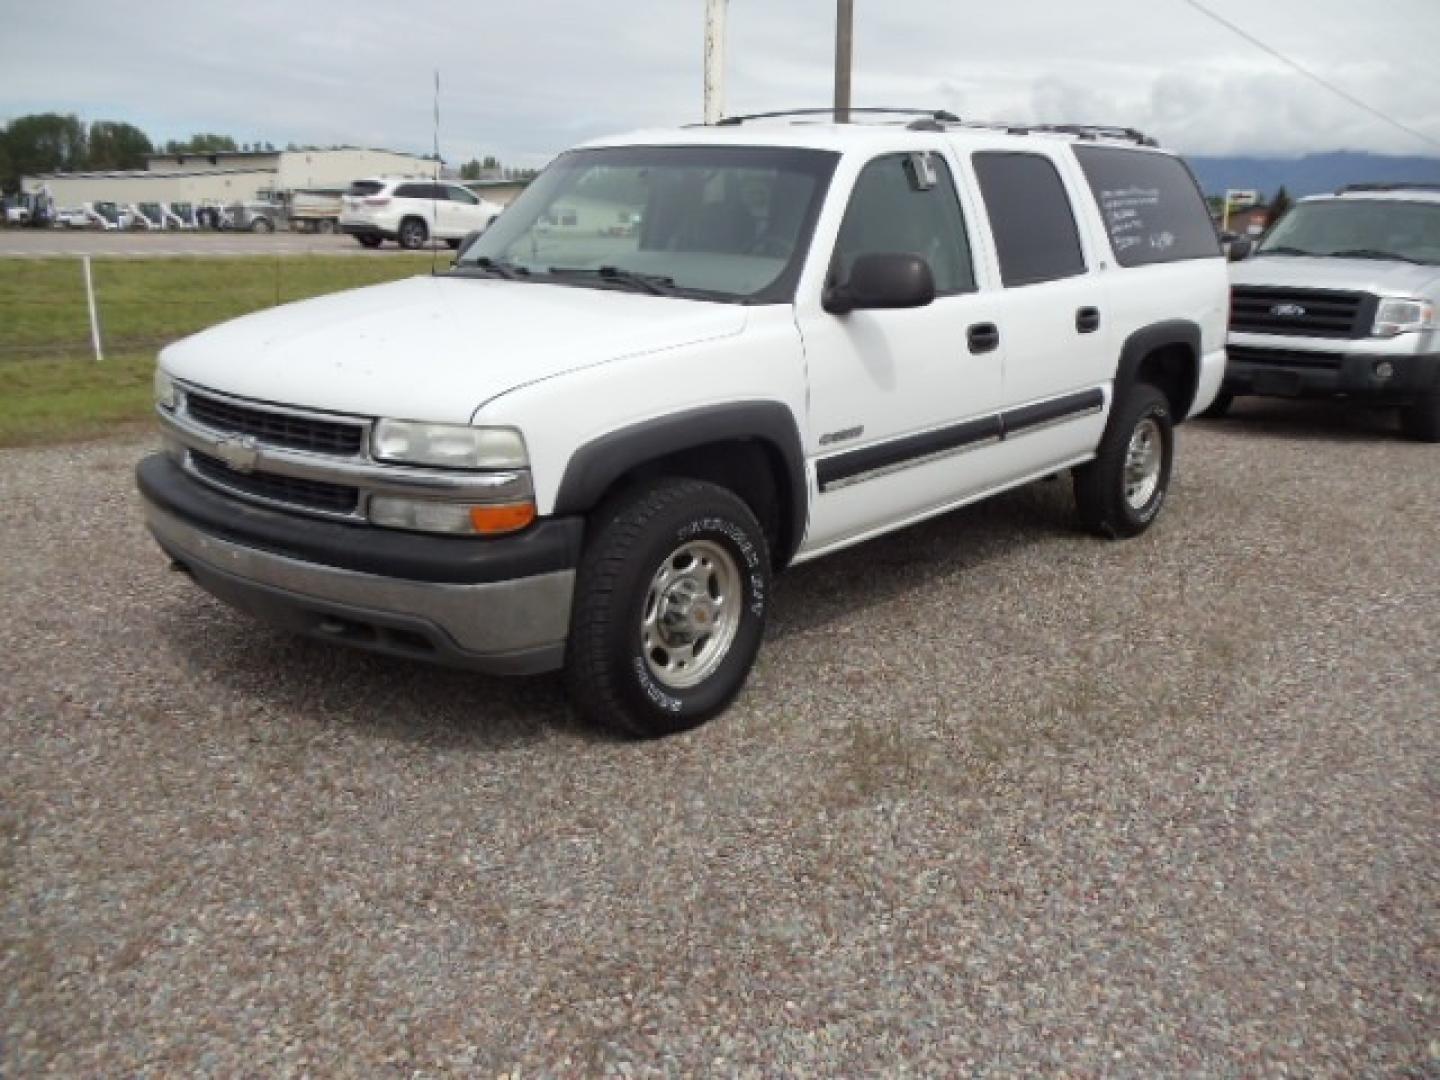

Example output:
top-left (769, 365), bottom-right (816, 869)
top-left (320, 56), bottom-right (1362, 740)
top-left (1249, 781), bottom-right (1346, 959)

top-left (824, 253), bottom-right (936, 315)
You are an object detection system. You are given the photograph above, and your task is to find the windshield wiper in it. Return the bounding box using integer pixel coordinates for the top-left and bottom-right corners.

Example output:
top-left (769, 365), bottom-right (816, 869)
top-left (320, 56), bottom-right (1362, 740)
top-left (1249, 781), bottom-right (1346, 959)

top-left (548, 265), bottom-right (678, 296)
top-left (462, 256), bottom-right (529, 280)
top-left (1258, 245), bottom-right (1315, 257)
top-left (1330, 248), bottom-right (1424, 265)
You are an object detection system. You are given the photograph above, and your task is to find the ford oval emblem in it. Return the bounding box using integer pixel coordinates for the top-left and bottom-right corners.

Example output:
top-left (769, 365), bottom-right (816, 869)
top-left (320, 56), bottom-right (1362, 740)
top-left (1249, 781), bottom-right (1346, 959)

top-left (213, 434), bottom-right (260, 473)
top-left (1271, 302), bottom-right (1307, 317)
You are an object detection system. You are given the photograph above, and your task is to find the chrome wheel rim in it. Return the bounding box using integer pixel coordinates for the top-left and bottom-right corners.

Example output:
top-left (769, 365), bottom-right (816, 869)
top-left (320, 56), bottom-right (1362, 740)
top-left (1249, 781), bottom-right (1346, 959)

top-left (641, 539), bottom-right (741, 690)
top-left (1124, 417), bottom-right (1163, 510)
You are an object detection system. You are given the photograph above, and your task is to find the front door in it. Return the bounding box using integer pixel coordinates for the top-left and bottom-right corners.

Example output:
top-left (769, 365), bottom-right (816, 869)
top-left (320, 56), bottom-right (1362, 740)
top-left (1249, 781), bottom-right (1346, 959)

top-left (797, 150), bottom-right (1008, 554)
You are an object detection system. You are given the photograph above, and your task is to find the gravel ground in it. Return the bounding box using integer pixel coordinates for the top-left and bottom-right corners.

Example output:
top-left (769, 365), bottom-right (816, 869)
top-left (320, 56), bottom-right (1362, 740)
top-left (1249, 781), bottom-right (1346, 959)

top-left (2, 399), bottom-right (1437, 1077)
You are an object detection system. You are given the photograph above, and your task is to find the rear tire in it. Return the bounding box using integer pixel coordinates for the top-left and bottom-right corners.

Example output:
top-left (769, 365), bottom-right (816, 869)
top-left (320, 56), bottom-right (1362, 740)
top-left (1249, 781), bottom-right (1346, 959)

top-left (318, 219), bottom-right (336, 235)
top-left (1399, 392), bottom-right (1440, 442)
top-left (1074, 384), bottom-right (1174, 539)
top-left (1199, 389), bottom-right (1234, 419)
top-left (250, 216), bottom-right (273, 234)
top-left (398, 217), bottom-right (428, 250)
top-left (564, 479), bottom-right (771, 738)
top-left (356, 235), bottom-right (382, 249)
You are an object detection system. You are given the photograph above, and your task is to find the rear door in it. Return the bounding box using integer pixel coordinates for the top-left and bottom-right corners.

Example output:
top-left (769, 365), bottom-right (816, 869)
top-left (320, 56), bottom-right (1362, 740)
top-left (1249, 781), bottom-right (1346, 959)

top-left (444, 185), bottom-right (491, 235)
top-left (966, 150), bottom-right (1112, 471)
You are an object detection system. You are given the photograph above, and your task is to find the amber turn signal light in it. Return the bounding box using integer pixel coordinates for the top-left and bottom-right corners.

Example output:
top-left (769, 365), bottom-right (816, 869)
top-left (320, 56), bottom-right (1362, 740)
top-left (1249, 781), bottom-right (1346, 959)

top-left (469, 501), bottom-right (536, 535)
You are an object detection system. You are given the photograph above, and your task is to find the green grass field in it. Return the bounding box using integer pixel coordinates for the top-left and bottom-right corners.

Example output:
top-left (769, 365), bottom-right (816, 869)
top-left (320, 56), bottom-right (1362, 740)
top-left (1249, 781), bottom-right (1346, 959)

top-left (0, 254), bottom-right (450, 445)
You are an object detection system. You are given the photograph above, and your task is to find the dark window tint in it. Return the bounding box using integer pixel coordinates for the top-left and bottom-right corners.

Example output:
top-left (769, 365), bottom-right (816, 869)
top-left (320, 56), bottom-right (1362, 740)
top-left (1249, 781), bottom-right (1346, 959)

top-left (448, 186), bottom-right (480, 205)
top-left (1074, 146), bottom-right (1220, 267)
top-left (973, 152), bottom-right (1086, 286)
top-left (394, 183), bottom-right (446, 200)
top-left (347, 180), bottom-right (384, 197)
top-left (833, 152), bottom-right (975, 294)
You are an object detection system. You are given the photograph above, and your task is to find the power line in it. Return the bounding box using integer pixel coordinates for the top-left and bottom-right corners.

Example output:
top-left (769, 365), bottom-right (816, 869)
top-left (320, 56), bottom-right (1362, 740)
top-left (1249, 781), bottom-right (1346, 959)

top-left (1178, 0), bottom-right (1440, 153)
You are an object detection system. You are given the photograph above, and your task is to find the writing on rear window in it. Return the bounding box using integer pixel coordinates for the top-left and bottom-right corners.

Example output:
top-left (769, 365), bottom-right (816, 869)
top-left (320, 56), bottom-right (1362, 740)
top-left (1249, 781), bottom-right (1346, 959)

top-left (1075, 147), bottom-right (1219, 267)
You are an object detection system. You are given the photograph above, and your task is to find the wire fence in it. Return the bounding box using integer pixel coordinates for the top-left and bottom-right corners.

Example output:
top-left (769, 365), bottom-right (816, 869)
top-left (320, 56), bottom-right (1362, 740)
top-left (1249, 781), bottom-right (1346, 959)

top-left (0, 254), bottom-right (445, 364)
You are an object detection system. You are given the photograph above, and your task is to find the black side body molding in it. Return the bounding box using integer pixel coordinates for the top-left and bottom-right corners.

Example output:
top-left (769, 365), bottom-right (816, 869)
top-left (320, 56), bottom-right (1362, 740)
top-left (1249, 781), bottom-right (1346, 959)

top-left (1001, 388), bottom-right (1104, 437)
top-left (817, 415), bottom-right (1001, 491)
top-left (552, 402), bottom-right (809, 566)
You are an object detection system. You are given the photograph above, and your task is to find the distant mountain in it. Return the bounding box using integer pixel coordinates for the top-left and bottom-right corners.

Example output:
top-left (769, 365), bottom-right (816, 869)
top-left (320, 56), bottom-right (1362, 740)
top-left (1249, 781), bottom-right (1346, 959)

top-left (1183, 151), bottom-right (1440, 199)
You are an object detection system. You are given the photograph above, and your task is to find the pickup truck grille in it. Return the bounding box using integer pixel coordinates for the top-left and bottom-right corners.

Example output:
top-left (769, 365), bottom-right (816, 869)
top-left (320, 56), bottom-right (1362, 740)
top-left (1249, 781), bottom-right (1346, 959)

top-left (186, 391), bottom-right (365, 457)
top-left (1229, 287), bottom-right (1373, 339)
top-left (191, 451), bottom-right (359, 514)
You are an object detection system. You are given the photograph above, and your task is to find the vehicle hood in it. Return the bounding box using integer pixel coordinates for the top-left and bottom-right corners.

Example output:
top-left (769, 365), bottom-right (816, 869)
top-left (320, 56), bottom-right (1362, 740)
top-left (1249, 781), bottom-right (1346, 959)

top-left (1231, 255), bottom-right (1440, 298)
top-left (161, 274), bottom-right (746, 423)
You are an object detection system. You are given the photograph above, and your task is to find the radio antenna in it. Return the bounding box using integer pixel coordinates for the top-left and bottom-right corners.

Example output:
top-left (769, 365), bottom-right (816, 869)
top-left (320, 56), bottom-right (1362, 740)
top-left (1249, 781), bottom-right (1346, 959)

top-left (431, 68), bottom-right (440, 275)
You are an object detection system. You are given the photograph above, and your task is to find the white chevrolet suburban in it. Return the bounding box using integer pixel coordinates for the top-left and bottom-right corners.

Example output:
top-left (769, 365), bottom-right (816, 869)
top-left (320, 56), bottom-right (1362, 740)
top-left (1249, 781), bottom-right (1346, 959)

top-left (138, 110), bottom-right (1227, 736)
top-left (1215, 183), bottom-right (1440, 440)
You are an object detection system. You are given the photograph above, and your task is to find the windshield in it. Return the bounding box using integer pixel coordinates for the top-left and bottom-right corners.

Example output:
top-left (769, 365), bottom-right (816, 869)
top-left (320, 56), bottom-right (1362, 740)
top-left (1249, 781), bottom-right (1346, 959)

top-left (94, 202), bottom-right (120, 223)
top-left (1259, 198), bottom-right (1440, 265)
top-left (457, 144), bottom-right (839, 302)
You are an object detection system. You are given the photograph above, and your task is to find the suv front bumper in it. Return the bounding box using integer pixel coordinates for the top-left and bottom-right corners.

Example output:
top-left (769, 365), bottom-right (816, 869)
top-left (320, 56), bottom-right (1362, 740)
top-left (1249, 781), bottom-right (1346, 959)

top-left (1222, 343), bottom-right (1440, 401)
top-left (137, 454), bottom-right (581, 675)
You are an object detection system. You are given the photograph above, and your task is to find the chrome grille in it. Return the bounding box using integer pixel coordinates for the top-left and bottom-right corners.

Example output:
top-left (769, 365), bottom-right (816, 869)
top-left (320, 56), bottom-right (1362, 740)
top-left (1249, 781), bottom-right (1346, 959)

top-left (1229, 287), bottom-right (1373, 339)
top-left (186, 391), bottom-right (365, 456)
top-left (190, 451), bottom-right (359, 514)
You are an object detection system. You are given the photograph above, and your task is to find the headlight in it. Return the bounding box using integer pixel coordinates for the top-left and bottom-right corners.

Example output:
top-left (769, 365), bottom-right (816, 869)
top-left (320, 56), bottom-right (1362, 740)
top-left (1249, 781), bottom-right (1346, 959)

top-left (371, 420), bottom-right (527, 469)
top-left (1373, 298), bottom-right (1435, 338)
top-left (154, 367), bottom-right (177, 410)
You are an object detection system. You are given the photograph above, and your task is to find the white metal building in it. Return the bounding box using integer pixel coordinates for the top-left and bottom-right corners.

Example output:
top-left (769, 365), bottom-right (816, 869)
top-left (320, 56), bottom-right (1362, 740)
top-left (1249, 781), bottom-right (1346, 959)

top-left (23, 147), bottom-right (438, 206)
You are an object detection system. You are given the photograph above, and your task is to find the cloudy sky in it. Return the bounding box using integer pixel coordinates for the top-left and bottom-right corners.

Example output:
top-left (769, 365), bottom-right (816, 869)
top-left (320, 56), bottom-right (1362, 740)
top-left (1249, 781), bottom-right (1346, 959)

top-left (3, 0), bottom-right (1438, 166)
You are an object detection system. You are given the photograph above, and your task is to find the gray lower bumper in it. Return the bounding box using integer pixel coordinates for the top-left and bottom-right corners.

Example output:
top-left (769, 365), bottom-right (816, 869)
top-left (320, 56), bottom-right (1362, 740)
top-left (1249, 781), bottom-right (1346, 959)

top-left (145, 503), bottom-right (572, 675)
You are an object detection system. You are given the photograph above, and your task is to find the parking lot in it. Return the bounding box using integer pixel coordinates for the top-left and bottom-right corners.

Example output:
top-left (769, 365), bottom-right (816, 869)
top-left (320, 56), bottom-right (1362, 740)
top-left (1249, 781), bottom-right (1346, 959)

top-left (2, 401), bottom-right (1437, 1075)
top-left (0, 229), bottom-right (442, 259)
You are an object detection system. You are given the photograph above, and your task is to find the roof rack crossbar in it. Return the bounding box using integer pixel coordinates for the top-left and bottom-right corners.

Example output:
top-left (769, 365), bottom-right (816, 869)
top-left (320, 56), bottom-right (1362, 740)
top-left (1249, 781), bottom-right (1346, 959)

top-left (1019, 123), bottom-right (1158, 147)
top-left (698, 107), bottom-right (1159, 147)
top-left (713, 107), bottom-right (961, 127)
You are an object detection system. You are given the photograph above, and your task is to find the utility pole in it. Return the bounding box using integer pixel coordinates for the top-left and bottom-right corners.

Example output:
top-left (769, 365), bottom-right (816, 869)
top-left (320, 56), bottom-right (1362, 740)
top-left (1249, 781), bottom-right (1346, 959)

top-left (704, 0), bottom-right (727, 125)
top-left (834, 0), bottom-right (853, 123)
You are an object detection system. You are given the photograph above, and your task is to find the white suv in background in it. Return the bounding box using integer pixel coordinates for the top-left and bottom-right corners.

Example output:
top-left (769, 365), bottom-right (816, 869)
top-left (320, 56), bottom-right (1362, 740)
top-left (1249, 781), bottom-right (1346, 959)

top-left (340, 177), bottom-right (504, 250)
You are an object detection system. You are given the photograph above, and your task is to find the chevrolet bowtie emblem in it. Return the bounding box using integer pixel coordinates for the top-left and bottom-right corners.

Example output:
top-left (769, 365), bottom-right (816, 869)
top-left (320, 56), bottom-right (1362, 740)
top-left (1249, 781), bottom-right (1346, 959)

top-left (213, 434), bottom-right (261, 473)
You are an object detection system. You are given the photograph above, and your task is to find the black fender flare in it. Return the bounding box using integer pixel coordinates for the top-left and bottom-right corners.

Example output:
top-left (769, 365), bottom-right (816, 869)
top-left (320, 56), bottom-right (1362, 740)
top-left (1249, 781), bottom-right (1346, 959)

top-left (552, 401), bottom-right (809, 566)
top-left (1114, 319), bottom-right (1202, 420)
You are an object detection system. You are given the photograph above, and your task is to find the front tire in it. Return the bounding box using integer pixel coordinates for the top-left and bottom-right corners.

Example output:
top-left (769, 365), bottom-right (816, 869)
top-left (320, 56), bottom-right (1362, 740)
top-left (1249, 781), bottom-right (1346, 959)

top-left (1399, 392), bottom-right (1440, 442)
top-left (565, 479), bottom-right (771, 738)
top-left (1074, 384), bottom-right (1175, 538)
top-left (398, 217), bottom-right (428, 250)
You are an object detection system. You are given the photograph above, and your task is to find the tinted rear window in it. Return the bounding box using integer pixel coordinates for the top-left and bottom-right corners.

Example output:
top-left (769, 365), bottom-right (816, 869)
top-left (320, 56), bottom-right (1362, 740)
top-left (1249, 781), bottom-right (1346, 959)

top-left (347, 181), bottom-right (384, 197)
top-left (1074, 146), bottom-right (1220, 267)
top-left (394, 183), bottom-right (446, 200)
top-left (972, 152), bottom-right (1086, 286)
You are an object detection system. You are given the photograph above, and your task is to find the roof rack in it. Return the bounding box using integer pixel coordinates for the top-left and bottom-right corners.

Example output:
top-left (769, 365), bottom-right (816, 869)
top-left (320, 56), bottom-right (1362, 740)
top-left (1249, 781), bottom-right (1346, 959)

top-left (1337, 182), bottom-right (1440, 194)
top-left (713, 107), bottom-right (960, 127)
top-left (705, 107), bottom-right (1158, 146)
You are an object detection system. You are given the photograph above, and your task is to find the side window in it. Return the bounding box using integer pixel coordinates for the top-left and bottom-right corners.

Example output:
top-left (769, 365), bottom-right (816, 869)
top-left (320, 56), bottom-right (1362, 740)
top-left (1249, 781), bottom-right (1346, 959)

top-left (832, 152), bottom-right (976, 295)
top-left (973, 152), bottom-right (1086, 287)
top-left (1072, 146), bottom-right (1221, 267)
top-left (449, 186), bottom-right (480, 205)
top-left (393, 183), bottom-right (427, 199)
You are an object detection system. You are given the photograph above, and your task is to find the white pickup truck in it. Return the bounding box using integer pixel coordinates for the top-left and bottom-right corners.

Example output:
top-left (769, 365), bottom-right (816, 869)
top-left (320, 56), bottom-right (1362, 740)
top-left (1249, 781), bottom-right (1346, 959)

top-left (139, 111), bottom-right (1227, 736)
